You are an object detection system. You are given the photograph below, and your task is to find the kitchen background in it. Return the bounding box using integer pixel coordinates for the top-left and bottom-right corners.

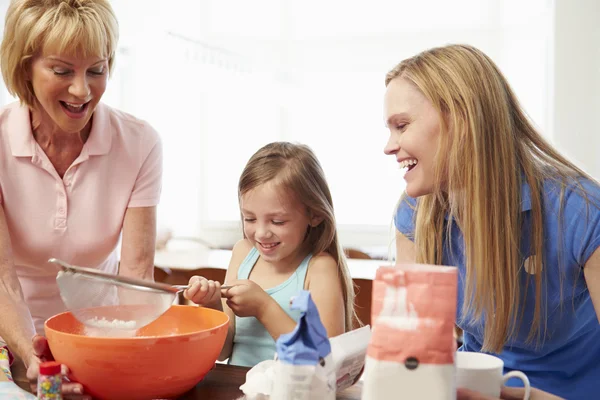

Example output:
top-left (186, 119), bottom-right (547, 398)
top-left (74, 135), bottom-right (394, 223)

top-left (0, 0), bottom-right (598, 256)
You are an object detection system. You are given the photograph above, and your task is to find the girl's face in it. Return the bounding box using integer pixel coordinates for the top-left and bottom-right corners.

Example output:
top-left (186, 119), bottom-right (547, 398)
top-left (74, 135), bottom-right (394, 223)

top-left (383, 76), bottom-right (442, 198)
top-left (240, 181), bottom-right (314, 267)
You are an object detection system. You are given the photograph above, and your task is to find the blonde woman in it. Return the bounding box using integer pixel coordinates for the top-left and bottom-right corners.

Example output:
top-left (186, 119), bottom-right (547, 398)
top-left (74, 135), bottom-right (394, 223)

top-left (0, 0), bottom-right (162, 396)
top-left (385, 44), bottom-right (600, 399)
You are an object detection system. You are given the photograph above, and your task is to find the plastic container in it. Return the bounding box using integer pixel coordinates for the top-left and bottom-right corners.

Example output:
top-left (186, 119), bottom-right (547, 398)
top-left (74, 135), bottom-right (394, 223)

top-left (38, 361), bottom-right (62, 399)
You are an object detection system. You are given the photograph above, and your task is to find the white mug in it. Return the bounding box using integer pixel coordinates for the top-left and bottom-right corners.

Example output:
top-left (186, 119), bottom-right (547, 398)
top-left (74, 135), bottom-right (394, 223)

top-left (455, 352), bottom-right (531, 400)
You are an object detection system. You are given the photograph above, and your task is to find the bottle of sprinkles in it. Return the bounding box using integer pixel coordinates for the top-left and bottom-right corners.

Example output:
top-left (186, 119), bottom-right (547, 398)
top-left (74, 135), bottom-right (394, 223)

top-left (38, 361), bottom-right (62, 399)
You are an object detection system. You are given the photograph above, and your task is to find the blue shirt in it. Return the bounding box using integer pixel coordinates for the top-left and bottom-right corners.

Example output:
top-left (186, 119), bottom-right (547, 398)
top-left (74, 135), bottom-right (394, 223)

top-left (395, 178), bottom-right (600, 399)
top-left (228, 247), bottom-right (313, 367)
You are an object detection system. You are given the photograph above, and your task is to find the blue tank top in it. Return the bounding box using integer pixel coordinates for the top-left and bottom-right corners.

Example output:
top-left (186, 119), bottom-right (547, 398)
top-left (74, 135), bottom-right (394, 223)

top-left (228, 247), bottom-right (312, 367)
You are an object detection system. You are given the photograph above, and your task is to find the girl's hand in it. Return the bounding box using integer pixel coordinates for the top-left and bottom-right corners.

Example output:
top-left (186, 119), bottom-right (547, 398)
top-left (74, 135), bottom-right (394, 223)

top-left (222, 279), bottom-right (271, 318)
top-left (184, 276), bottom-right (223, 308)
top-left (26, 335), bottom-right (90, 399)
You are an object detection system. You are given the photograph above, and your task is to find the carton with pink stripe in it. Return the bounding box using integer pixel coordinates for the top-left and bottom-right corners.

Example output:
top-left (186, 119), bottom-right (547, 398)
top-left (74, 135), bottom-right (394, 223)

top-left (362, 264), bottom-right (458, 400)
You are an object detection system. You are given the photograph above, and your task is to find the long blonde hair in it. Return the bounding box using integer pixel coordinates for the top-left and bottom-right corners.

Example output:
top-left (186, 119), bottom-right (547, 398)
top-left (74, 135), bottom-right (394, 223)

top-left (238, 142), bottom-right (357, 331)
top-left (386, 44), bottom-right (594, 352)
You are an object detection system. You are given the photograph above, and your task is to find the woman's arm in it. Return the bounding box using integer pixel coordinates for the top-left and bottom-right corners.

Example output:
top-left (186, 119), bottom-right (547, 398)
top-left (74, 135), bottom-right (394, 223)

top-left (0, 206), bottom-right (36, 364)
top-left (583, 247), bottom-right (600, 322)
top-left (396, 228), bottom-right (416, 264)
top-left (119, 206), bottom-right (157, 280)
top-left (458, 386), bottom-right (564, 400)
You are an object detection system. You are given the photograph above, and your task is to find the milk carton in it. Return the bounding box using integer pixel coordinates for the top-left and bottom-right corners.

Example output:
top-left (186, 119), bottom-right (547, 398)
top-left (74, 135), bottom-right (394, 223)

top-left (362, 264), bottom-right (458, 400)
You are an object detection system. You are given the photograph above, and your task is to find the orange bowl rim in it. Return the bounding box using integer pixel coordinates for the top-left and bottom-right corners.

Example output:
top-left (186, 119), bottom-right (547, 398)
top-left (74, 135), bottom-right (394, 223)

top-left (44, 305), bottom-right (229, 341)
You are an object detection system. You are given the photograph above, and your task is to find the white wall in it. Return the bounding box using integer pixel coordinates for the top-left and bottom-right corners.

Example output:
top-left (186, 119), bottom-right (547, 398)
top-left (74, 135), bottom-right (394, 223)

top-left (551, 0), bottom-right (600, 179)
top-left (0, 0), bottom-right (597, 252)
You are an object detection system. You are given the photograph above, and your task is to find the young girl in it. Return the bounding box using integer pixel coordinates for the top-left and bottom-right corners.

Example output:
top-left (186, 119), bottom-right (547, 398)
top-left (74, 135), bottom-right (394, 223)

top-left (185, 142), bottom-right (356, 367)
top-left (384, 44), bottom-right (600, 400)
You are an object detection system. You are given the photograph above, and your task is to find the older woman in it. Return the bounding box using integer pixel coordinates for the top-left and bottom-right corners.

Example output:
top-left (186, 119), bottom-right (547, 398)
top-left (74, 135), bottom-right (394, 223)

top-left (0, 0), bottom-right (161, 395)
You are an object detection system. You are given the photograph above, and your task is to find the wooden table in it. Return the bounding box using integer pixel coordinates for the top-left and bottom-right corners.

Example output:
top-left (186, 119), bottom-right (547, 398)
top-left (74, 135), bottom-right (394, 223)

top-left (178, 363), bottom-right (362, 399)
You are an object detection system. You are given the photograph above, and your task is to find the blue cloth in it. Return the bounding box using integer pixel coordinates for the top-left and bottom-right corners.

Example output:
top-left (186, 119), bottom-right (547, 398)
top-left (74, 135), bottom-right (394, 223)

top-left (395, 177), bottom-right (600, 399)
top-left (276, 290), bottom-right (331, 365)
top-left (228, 247), bottom-right (313, 367)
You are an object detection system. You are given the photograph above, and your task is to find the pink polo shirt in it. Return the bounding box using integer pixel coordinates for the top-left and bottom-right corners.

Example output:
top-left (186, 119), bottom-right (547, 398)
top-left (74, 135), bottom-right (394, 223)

top-left (0, 102), bottom-right (162, 334)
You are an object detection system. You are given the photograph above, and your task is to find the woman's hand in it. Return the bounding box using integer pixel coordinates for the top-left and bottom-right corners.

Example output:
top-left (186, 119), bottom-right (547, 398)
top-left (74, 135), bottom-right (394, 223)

top-left (221, 279), bottom-right (271, 318)
top-left (25, 335), bottom-right (89, 399)
top-left (457, 387), bottom-right (565, 400)
top-left (184, 276), bottom-right (224, 308)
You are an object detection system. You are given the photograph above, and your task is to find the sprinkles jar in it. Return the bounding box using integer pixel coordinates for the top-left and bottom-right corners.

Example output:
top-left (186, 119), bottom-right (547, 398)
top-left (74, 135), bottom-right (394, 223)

top-left (38, 361), bottom-right (62, 400)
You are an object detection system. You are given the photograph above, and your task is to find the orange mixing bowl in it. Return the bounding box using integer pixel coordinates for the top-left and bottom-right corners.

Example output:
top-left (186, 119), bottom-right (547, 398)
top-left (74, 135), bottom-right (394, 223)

top-left (45, 305), bottom-right (229, 400)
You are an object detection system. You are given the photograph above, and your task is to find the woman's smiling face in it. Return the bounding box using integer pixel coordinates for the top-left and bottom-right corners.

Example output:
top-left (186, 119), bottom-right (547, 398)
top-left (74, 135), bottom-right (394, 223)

top-left (29, 51), bottom-right (109, 134)
top-left (384, 76), bottom-right (442, 198)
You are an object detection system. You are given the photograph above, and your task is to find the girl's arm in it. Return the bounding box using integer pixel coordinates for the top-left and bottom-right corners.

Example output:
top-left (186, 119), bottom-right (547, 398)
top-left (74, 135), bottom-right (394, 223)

top-left (217, 239), bottom-right (250, 361)
top-left (229, 253), bottom-right (345, 341)
top-left (255, 296), bottom-right (297, 341)
top-left (303, 253), bottom-right (345, 337)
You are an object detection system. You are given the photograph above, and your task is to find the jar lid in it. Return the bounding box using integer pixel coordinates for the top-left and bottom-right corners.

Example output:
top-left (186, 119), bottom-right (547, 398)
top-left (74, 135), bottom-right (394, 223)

top-left (39, 361), bottom-right (61, 376)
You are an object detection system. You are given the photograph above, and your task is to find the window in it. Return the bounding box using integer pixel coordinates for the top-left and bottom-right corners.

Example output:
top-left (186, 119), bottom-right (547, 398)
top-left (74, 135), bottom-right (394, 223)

top-left (0, 0), bottom-right (553, 251)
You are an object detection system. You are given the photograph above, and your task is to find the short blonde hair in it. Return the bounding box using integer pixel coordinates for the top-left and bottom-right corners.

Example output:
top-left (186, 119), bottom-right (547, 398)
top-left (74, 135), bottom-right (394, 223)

top-left (1, 0), bottom-right (119, 108)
